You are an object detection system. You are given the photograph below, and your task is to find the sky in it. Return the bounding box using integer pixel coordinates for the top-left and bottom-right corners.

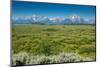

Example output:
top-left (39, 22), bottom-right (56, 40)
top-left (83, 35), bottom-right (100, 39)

top-left (12, 1), bottom-right (96, 19)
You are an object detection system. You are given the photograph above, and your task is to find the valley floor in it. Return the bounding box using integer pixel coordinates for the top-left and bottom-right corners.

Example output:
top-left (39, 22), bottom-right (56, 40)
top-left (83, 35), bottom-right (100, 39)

top-left (12, 24), bottom-right (96, 66)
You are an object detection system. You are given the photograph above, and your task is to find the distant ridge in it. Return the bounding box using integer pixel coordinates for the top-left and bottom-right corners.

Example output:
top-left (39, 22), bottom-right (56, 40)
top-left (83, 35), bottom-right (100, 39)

top-left (12, 14), bottom-right (95, 24)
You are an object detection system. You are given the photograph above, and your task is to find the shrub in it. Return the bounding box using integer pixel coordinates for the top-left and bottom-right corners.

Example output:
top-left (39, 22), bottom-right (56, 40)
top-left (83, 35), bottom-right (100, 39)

top-left (12, 52), bottom-right (95, 66)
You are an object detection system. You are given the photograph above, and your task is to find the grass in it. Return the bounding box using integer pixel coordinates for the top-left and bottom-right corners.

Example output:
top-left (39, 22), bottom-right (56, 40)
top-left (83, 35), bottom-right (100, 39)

top-left (12, 24), bottom-right (96, 66)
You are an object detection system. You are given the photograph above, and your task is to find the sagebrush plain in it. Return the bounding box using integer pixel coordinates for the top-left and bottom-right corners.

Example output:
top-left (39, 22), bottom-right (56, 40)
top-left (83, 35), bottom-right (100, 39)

top-left (12, 24), bottom-right (96, 66)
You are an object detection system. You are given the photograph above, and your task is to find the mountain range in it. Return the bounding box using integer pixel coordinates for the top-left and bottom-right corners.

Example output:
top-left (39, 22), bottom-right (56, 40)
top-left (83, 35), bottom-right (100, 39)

top-left (12, 14), bottom-right (95, 25)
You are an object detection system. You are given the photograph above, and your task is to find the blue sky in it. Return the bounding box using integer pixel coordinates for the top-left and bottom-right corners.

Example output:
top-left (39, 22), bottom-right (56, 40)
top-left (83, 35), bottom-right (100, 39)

top-left (12, 1), bottom-right (96, 19)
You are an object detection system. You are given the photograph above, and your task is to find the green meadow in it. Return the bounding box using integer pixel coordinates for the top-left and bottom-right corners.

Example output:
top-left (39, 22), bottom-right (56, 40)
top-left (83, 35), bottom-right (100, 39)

top-left (12, 24), bottom-right (96, 66)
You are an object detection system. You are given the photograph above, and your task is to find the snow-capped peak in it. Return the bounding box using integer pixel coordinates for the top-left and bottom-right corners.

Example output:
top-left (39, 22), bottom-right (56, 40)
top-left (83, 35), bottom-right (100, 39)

top-left (12, 14), bottom-right (95, 24)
